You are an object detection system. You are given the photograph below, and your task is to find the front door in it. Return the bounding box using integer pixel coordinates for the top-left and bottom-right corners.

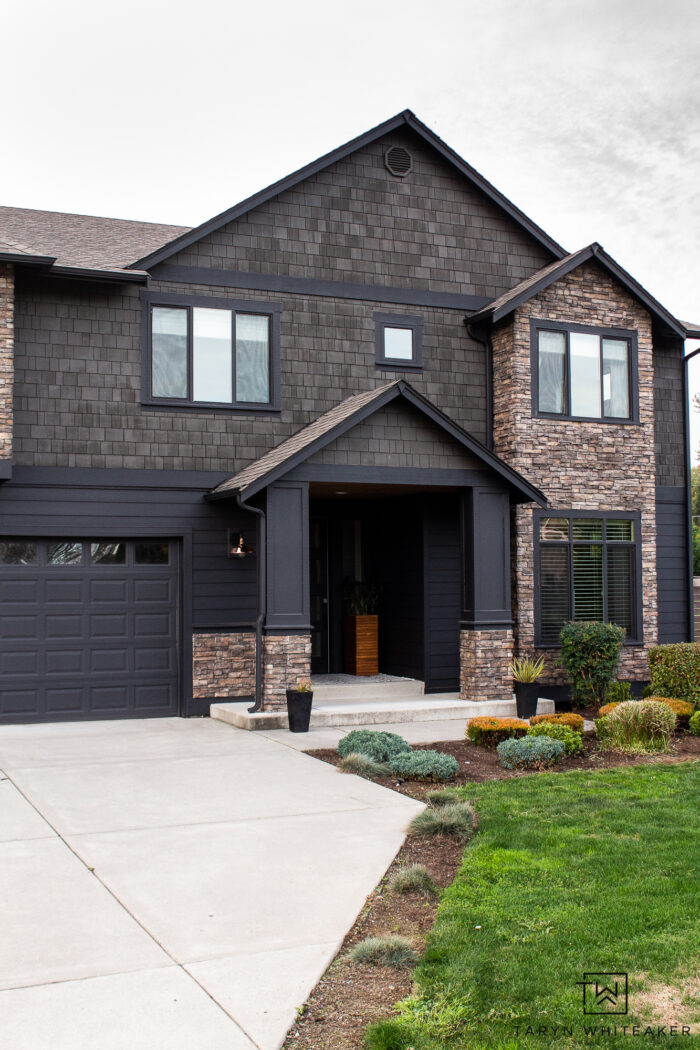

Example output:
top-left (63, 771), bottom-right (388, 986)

top-left (309, 518), bottom-right (329, 674)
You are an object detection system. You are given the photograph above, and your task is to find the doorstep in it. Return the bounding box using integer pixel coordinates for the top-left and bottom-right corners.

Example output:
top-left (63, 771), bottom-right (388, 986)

top-left (210, 695), bottom-right (556, 731)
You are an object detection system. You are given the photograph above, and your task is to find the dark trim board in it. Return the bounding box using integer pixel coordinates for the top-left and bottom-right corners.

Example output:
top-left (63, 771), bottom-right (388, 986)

top-left (151, 263), bottom-right (494, 312)
top-left (286, 464), bottom-right (497, 487)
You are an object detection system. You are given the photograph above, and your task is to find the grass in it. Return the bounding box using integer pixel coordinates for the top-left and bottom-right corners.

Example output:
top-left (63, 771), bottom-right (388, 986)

top-left (425, 787), bottom-right (463, 807)
top-left (389, 864), bottom-right (439, 898)
top-left (337, 752), bottom-right (390, 777)
top-left (407, 802), bottom-right (475, 840)
top-left (367, 762), bottom-right (700, 1050)
top-left (349, 935), bottom-right (417, 969)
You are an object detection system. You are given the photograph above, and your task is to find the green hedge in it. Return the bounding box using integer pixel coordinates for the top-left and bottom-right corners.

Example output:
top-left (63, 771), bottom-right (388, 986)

top-left (648, 644), bottom-right (700, 707)
top-left (558, 621), bottom-right (625, 707)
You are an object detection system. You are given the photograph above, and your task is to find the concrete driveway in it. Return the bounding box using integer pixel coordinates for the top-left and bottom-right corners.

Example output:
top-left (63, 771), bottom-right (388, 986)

top-left (0, 717), bottom-right (422, 1050)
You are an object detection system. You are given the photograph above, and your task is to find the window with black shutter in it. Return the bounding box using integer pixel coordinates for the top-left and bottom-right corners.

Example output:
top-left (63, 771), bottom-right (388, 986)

top-left (535, 513), bottom-right (640, 646)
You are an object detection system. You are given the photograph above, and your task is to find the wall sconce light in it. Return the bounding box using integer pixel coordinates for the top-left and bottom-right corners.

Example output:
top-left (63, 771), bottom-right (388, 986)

top-left (228, 531), bottom-right (255, 558)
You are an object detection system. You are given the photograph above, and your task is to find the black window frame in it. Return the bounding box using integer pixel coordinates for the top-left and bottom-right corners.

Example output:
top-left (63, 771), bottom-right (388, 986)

top-left (141, 291), bottom-right (282, 413)
top-left (533, 509), bottom-right (643, 648)
top-left (530, 319), bottom-right (639, 424)
top-left (374, 311), bottom-right (424, 371)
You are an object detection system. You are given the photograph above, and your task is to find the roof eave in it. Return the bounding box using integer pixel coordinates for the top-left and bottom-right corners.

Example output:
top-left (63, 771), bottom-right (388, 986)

top-left (0, 252), bottom-right (56, 268)
top-left (131, 109), bottom-right (566, 271)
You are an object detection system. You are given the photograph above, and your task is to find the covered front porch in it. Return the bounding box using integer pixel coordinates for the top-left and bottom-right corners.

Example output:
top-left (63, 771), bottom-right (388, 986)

top-left (205, 380), bottom-right (547, 726)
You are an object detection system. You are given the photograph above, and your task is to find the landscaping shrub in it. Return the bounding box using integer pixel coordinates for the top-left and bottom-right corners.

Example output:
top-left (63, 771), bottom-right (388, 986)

top-left (425, 787), bottom-right (462, 807)
top-left (337, 729), bottom-right (411, 762)
top-left (606, 681), bottom-right (633, 704)
top-left (558, 621), bottom-right (625, 707)
top-left (466, 716), bottom-right (528, 747)
top-left (595, 699), bottom-right (676, 754)
top-left (349, 936), bottom-right (417, 969)
top-left (337, 753), bottom-right (389, 778)
top-left (530, 712), bottom-right (585, 732)
top-left (648, 643), bottom-right (700, 706)
top-left (497, 736), bottom-right (565, 769)
top-left (598, 701), bottom-right (620, 717)
top-left (408, 802), bottom-right (475, 840)
top-left (689, 711), bottom-right (700, 735)
top-left (649, 697), bottom-right (695, 728)
top-left (527, 721), bottom-right (583, 754)
top-left (389, 864), bottom-right (438, 898)
top-left (642, 683), bottom-right (654, 698)
top-left (389, 749), bottom-right (459, 781)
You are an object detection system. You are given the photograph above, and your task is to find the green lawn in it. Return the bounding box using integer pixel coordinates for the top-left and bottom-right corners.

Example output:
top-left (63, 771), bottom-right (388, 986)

top-left (368, 762), bottom-right (700, 1050)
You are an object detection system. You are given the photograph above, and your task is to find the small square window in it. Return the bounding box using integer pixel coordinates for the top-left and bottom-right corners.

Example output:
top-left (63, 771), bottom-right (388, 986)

top-left (374, 312), bottom-right (423, 370)
top-left (91, 542), bottom-right (126, 565)
top-left (48, 541), bottom-right (83, 565)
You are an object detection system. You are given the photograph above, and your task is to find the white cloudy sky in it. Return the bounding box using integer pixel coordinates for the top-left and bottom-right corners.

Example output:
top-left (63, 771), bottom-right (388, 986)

top-left (5, 0), bottom-right (700, 454)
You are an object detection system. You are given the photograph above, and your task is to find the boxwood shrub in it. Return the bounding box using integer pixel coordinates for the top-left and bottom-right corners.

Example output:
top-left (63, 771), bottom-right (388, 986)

top-left (559, 621), bottom-right (625, 708)
top-left (337, 730), bottom-right (411, 762)
top-left (530, 712), bottom-right (585, 732)
top-left (388, 749), bottom-right (459, 781)
top-left (689, 711), bottom-right (700, 735)
top-left (497, 736), bottom-right (565, 769)
top-left (466, 717), bottom-right (528, 748)
top-left (648, 643), bottom-right (700, 706)
top-left (527, 722), bottom-right (583, 754)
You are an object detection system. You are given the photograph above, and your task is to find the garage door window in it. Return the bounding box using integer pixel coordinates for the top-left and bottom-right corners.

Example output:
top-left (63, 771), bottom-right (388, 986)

top-left (91, 542), bottom-right (126, 565)
top-left (135, 541), bottom-right (170, 565)
top-left (0, 541), bottom-right (36, 564)
top-left (48, 542), bottom-right (83, 565)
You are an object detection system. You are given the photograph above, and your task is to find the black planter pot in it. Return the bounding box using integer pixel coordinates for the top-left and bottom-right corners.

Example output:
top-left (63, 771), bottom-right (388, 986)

top-left (514, 682), bottom-right (540, 719)
top-left (286, 690), bottom-right (314, 733)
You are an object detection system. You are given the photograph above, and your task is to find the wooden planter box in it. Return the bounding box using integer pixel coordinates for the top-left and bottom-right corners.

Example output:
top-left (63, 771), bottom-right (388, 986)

top-left (344, 615), bottom-right (379, 676)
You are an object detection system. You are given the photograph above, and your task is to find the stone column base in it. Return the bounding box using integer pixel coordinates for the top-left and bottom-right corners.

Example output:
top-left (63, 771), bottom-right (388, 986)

top-left (460, 628), bottom-right (514, 702)
top-left (262, 634), bottom-right (312, 710)
top-left (192, 631), bottom-right (256, 699)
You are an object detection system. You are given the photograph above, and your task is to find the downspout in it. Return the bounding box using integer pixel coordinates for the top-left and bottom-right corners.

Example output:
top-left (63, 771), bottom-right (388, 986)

top-left (236, 492), bottom-right (266, 712)
top-left (466, 321), bottom-right (493, 450)
top-left (683, 345), bottom-right (700, 641)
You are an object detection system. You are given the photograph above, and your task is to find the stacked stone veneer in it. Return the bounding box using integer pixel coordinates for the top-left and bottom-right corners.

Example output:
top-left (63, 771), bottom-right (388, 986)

top-left (0, 264), bottom-right (13, 461)
top-left (492, 260), bottom-right (657, 684)
top-left (460, 629), bottom-right (514, 701)
top-left (262, 634), bottom-right (312, 709)
top-left (192, 631), bottom-right (256, 698)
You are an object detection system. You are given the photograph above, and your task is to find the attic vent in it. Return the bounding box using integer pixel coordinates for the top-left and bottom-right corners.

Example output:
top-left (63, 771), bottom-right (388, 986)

top-left (384, 146), bottom-right (413, 178)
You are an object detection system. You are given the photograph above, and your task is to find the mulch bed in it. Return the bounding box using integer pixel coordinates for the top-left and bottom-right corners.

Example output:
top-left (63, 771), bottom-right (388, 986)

top-left (284, 730), bottom-right (700, 1049)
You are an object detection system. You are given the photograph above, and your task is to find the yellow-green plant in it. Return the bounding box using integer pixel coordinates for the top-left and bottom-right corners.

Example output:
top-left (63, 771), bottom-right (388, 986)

top-left (510, 655), bottom-right (545, 683)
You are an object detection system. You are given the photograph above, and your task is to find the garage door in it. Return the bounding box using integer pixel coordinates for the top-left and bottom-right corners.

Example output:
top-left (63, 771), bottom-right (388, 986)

top-left (0, 538), bottom-right (180, 724)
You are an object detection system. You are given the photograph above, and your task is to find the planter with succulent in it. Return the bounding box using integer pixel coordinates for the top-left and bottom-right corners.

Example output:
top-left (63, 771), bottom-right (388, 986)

top-left (286, 676), bottom-right (314, 733)
top-left (344, 582), bottom-right (380, 676)
top-left (511, 655), bottom-right (545, 719)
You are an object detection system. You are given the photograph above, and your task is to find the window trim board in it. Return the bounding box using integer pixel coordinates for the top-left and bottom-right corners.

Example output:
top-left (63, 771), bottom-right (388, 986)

top-left (374, 311), bottom-right (424, 371)
top-left (140, 290), bottom-right (282, 412)
top-left (529, 319), bottom-right (639, 424)
top-left (532, 508), bottom-right (643, 648)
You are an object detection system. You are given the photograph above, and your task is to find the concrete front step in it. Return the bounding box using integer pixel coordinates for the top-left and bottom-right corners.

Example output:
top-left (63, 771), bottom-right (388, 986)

top-left (211, 695), bottom-right (556, 731)
top-left (310, 678), bottom-right (424, 702)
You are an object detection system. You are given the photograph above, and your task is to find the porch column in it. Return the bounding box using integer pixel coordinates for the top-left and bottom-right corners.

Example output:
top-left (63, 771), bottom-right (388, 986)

top-left (263, 481), bottom-right (312, 708)
top-left (460, 486), bottom-right (514, 701)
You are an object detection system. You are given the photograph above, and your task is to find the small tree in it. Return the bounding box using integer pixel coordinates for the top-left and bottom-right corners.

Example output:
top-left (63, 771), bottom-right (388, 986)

top-left (558, 621), bottom-right (625, 708)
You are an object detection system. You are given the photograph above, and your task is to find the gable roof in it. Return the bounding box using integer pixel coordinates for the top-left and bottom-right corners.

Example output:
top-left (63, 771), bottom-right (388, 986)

top-left (467, 242), bottom-right (687, 338)
top-left (131, 110), bottom-right (567, 270)
top-left (0, 205), bottom-right (190, 281)
top-left (208, 379), bottom-right (547, 505)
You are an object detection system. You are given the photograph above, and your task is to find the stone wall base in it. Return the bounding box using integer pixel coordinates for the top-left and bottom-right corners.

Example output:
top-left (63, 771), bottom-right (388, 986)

top-left (262, 633), bottom-right (312, 710)
top-left (460, 629), bottom-right (514, 702)
top-left (192, 631), bottom-right (256, 698)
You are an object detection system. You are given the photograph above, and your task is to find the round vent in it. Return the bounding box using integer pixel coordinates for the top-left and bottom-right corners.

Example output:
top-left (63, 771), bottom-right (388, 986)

top-left (384, 146), bottom-right (413, 178)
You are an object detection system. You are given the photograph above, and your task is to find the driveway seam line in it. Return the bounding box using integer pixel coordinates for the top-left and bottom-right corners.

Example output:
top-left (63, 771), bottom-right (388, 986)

top-left (0, 768), bottom-right (262, 1050)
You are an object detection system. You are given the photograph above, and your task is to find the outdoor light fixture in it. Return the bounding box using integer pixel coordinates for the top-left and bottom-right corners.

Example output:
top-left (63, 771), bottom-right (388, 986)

top-left (228, 531), bottom-right (255, 558)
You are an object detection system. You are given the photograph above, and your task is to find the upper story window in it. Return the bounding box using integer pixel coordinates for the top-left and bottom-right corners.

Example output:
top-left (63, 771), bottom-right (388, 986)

top-left (535, 511), bottom-right (641, 647)
top-left (142, 292), bottom-right (281, 411)
top-left (374, 312), bottom-right (423, 371)
top-left (531, 320), bottom-right (638, 423)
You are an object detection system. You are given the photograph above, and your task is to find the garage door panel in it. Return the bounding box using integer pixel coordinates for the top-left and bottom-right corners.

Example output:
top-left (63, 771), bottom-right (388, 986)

top-left (46, 649), bottom-right (84, 674)
top-left (0, 539), bottom-right (180, 724)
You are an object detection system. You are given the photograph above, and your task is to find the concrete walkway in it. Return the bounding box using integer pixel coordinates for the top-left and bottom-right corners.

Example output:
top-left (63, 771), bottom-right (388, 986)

top-left (0, 717), bottom-right (422, 1050)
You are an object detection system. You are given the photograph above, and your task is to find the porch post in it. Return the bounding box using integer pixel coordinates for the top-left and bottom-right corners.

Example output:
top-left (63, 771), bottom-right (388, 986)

top-left (263, 481), bottom-right (312, 709)
top-left (459, 486), bottom-right (514, 701)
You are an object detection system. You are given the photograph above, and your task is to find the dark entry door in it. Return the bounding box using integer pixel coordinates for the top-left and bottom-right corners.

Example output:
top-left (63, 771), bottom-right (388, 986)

top-left (0, 537), bottom-right (180, 724)
top-left (309, 519), bottom-right (329, 674)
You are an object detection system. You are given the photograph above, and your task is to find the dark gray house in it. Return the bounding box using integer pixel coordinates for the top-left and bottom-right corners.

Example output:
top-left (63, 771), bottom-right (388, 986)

top-left (0, 110), bottom-right (695, 724)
